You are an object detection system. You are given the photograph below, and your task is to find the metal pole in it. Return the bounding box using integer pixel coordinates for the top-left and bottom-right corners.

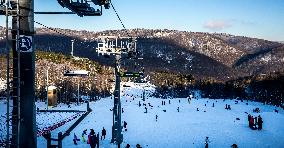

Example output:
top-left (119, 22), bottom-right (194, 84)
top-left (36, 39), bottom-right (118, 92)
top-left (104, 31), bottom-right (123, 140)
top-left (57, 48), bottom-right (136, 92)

top-left (17, 0), bottom-right (36, 147)
top-left (111, 53), bottom-right (123, 146)
top-left (77, 78), bottom-right (79, 105)
top-left (46, 68), bottom-right (48, 110)
top-left (5, 0), bottom-right (10, 147)
top-left (71, 39), bottom-right (74, 57)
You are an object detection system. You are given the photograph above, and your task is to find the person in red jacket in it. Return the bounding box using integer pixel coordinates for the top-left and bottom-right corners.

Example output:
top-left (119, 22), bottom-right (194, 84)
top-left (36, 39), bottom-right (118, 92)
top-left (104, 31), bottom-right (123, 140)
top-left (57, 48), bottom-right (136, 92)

top-left (249, 116), bottom-right (254, 129)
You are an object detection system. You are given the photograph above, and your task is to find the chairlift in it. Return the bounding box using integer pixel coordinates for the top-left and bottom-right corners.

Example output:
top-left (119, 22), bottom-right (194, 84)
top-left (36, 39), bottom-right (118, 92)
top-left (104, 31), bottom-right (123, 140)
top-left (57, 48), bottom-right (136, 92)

top-left (92, 0), bottom-right (111, 9)
top-left (57, 0), bottom-right (106, 17)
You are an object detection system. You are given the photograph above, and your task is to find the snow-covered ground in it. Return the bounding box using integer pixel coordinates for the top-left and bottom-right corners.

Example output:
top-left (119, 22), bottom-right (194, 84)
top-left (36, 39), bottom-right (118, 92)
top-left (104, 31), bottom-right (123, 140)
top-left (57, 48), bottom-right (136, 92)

top-left (1, 82), bottom-right (284, 148)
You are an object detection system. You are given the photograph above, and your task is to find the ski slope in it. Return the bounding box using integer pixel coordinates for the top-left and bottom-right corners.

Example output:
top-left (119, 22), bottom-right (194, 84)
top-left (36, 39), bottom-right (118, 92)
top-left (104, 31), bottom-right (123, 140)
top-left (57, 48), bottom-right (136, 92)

top-left (1, 82), bottom-right (284, 147)
top-left (37, 82), bottom-right (284, 148)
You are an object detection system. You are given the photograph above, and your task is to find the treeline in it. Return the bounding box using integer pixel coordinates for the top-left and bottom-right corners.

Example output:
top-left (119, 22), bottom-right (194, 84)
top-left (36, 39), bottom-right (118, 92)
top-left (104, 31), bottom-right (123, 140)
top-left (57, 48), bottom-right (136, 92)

top-left (35, 51), bottom-right (114, 103)
top-left (151, 71), bottom-right (284, 108)
top-left (149, 71), bottom-right (195, 98)
top-left (0, 51), bottom-right (114, 102)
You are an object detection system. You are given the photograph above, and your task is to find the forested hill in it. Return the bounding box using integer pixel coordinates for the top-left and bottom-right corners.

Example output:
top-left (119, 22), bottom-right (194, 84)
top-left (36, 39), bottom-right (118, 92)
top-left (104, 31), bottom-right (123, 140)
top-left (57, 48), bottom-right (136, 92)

top-left (1, 27), bottom-right (284, 81)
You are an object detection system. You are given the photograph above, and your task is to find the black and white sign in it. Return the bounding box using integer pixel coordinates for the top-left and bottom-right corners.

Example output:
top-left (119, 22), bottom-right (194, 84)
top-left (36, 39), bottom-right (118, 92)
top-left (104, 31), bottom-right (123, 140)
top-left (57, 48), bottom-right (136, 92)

top-left (18, 35), bottom-right (32, 52)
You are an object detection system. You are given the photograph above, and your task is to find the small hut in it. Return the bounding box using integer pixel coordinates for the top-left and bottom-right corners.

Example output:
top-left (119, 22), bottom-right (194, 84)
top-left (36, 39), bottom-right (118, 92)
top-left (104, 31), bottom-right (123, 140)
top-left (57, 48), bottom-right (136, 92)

top-left (48, 86), bottom-right (58, 106)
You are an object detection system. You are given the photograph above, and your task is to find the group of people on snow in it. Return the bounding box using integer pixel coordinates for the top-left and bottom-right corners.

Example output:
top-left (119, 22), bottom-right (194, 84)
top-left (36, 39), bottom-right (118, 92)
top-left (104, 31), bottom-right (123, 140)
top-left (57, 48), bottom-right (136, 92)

top-left (248, 114), bottom-right (263, 130)
top-left (73, 127), bottom-right (107, 147)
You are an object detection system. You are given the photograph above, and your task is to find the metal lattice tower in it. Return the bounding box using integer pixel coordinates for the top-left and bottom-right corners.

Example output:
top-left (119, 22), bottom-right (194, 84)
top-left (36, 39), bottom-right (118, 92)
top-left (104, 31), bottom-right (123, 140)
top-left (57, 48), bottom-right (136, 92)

top-left (111, 55), bottom-right (123, 147)
top-left (4, 0), bottom-right (21, 147)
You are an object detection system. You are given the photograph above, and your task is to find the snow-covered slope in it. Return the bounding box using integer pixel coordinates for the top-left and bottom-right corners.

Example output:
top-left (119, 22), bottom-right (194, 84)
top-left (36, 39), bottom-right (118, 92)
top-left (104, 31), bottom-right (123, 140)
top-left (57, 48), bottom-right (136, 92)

top-left (39, 83), bottom-right (284, 148)
top-left (0, 83), bottom-right (283, 147)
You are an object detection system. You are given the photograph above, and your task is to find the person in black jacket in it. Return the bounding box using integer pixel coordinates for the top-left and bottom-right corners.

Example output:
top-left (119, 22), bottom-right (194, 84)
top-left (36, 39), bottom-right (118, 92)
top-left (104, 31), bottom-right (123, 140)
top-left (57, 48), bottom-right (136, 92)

top-left (258, 115), bottom-right (263, 130)
top-left (89, 129), bottom-right (97, 148)
top-left (124, 121), bottom-right (128, 131)
top-left (102, 127), bottom-right (106, 140)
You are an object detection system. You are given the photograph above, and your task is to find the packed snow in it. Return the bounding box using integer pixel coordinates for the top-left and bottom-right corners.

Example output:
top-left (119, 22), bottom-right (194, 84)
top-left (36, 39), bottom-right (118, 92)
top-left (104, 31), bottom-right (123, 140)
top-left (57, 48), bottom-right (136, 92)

top-left (0, 82), bottom-right (284, 148)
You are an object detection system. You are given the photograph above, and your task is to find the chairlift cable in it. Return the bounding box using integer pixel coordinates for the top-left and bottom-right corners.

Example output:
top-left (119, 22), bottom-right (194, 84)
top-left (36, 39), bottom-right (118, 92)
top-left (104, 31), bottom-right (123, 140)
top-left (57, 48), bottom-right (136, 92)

top-left (34, 21), bottom-right (72, 38)
top-left (34, 20), bottom-right (97, 55)
top-left (110, 2), bottom-right (131, 37)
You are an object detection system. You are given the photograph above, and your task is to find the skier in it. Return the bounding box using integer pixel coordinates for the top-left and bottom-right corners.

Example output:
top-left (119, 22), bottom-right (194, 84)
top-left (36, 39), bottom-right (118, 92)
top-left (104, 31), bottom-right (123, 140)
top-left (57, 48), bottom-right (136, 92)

top-left (136, 144), bottom-right (142, 148)
top-left (126, 144), bottom-right (131, 148)
top-left (89, 129), bottom-right (97, 148)
top-left (102, 127), bottom-right (106, 140)
top-left (225, 104), bottom-right (228, 110)
top-left (258, 115), bottom-right (263, 130)
top-left (124, 121), bottom-right (128, 131)
top-left (188, 97), bottom-right (191, 104)
top-left (205, 137), bottom-right (210, 148)
top-left (122, 108), bottom-right (124, 113)
top-left (228, 105), bottom-right (231, 110)
top-left (177, 107), bottom-right (180, 112)
top-left (212, 103), bottom-right (214, 107)
top-left (254, 117), bottom-right (258, 129)
top-left (248, 114), bottom-right (251, 127)
top-left (73, 133), bottom-right (80, 145)
top-left (144, 107), bottom-right (148, 113)
top-left (82, 129), bottom-right (87, 142)
top-left (155, 115), bottom-right (158, 121)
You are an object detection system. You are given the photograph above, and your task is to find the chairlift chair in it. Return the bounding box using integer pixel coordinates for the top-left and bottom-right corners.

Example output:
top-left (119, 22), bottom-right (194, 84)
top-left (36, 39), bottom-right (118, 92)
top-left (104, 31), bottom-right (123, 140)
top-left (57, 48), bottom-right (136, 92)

top-left (58, 0), bottom-right (103, 17)
top-left (91, 0), bottom-right (111, 9)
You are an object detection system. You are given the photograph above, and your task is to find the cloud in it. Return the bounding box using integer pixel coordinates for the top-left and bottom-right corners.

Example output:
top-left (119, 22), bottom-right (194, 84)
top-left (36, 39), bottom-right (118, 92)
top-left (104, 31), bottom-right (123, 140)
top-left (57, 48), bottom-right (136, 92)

top-left (203, 20), bottom-right (232, 31)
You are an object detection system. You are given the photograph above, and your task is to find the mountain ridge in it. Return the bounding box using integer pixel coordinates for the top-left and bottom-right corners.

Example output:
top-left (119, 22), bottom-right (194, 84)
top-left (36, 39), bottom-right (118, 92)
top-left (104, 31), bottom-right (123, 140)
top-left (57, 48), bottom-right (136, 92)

top-left (0, 27), bottom-right (283, 81)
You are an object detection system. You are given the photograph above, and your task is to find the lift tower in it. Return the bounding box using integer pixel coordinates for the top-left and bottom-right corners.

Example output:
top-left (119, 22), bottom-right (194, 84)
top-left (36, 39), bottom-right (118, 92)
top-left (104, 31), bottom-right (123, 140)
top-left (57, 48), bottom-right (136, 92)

top-left (0, 0), bottom-right (36, 147)
top-left (97, 36), bottom-right (142, 148)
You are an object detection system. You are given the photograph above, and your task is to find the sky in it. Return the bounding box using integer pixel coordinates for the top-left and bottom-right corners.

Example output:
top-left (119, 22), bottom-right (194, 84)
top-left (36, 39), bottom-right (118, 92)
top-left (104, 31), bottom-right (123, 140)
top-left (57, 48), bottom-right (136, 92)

top-left (1, 0), bottom-right (284, 41)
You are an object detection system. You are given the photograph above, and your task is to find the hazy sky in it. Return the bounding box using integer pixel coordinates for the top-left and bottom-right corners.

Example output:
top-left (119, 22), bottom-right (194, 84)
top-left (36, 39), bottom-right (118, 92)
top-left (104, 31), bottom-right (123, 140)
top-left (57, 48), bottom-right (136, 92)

top-left (2, 0), bottom-right (284, 41)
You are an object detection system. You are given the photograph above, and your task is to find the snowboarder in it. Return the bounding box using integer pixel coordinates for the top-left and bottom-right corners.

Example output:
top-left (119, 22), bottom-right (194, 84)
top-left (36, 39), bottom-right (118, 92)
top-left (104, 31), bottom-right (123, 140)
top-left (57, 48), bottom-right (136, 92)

top-left (124, 121), bottom-right (128, 131)
top-left (82, 129), bottom-right (87, 142)
top-left (205, 137), bottom-right (210, 148)
top-left (136, 144), bottom-right (142, 148)
top-left (258, 115), bottom-right (263, 130)
top-left (89, 129), bottom-right (97, 148)
top-left (101, 127), bottom-right (106, 140)
top-left (73, 133), bottom-right (80, 145)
